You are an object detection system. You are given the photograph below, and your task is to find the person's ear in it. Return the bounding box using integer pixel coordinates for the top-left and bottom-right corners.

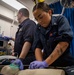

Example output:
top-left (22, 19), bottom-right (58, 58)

top-left (21, 12), bottom-right (23, 16)
top-left (19, 12), bottom-right (23, 17)
top-left (48, 10), bottom-right (52, 16)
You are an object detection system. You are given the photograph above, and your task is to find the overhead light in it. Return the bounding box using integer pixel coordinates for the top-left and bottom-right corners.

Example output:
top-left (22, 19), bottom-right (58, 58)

top-left (2, 0), bottom-right (27, 10)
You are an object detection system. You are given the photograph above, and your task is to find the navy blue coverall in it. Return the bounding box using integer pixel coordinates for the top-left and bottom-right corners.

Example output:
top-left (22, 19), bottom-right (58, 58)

top-left (33, 15), bottom-right (74, 67)
top-left (14, 18), bottom-right (36, 65)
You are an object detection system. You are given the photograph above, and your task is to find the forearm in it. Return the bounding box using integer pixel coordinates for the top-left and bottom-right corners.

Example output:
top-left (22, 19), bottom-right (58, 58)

top-left (19, 42), bottom-right (31, 59)
top-left (45, 42), bottom-right (69, 65)
top-left (35, 48), bottom-right (43, 61)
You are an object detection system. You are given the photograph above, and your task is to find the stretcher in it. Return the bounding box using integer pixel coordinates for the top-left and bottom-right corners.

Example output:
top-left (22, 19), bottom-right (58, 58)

top-left (1, 65), bottom-right (65, 75)
top-left (18, 69), bottom-right (65, 75)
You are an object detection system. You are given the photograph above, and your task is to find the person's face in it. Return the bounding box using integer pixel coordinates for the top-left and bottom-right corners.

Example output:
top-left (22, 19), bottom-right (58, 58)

top-left (33, 9), bottom-right (52, 27)
top-left (17, 12), bottom-right (22, 23)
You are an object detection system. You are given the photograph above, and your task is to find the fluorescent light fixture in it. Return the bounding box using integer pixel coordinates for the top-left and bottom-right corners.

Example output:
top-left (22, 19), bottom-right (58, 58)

top-left (2, 0), bottom-right (27, 10)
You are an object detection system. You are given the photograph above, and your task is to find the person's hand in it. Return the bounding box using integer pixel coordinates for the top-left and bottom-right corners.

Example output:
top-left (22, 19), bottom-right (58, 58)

top-left (29, 61), bottom-right (49, 69)
top-left (3, 36), bottom-right (12, 41)
top-left (11, 59), bottom-right (24, 70)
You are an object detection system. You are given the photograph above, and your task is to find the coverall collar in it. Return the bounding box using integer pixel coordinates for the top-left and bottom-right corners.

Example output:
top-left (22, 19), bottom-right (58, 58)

top-left (19, 18), bottom-right (29, 28)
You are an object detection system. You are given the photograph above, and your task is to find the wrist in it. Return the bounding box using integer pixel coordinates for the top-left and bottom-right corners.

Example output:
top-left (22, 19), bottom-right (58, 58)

top-left (43, 60), bottom-right (49, 67)
top-left (19, 58), bottom-right (24, 63)
top-left (45, 58), bottom-right (51, 65)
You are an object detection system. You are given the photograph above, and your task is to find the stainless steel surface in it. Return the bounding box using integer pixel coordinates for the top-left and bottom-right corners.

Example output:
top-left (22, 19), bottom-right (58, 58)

top-left (60, 0), bottom-right (74, 8)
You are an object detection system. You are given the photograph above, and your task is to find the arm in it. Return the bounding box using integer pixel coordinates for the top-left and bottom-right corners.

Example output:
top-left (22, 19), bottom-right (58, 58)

top-left (45, 42), bottom-right (69, 65)
top-left (3, 36), bottom-right (15, 41)
top-left (45, 16), bottom-right (73, 65)
top-left (19, 21), bottom-right (36, 59)
top-left (19, 42), bottom-right (31, 59)
top-left (11, 41), bottom-right (31, 70)
top-left (35, 48), bottom-right (43, 61)
top-left (34, 33), bottom-right (43, 61)
top-left (11, 37), bottom-right (15, 41)
top-left (29, 41), bottom-right (69, 69)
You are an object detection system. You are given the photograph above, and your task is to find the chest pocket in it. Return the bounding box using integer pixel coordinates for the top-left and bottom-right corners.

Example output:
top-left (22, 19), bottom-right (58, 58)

top-left (16, 28), bottom-right (23, 44)
top-left (46, 25), bottom-right (58, 54)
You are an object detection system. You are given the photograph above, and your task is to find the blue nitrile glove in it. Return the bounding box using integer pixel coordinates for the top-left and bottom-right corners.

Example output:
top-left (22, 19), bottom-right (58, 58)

top-left (11, 59), bottom-right (24, 70)
top-left (29, 61), bottom-right (49, 69)
top-left (3, 36), bottom-right (12, 41)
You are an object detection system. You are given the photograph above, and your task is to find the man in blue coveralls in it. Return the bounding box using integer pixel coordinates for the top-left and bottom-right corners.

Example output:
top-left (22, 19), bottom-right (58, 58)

top-left (5, 8), bottom-right (36, 70)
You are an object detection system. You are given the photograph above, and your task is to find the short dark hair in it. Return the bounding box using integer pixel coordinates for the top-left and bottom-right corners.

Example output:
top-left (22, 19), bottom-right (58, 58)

top-left (33, 2), bottom-right (52, 12)
top-left (19, 8), bottom-right (29, 17)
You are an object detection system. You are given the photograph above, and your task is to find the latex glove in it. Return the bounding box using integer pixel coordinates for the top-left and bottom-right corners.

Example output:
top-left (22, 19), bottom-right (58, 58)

top-left (3, 36), bottom-right (12, 41)
top-left (29, 61), bottom-right (49, 69)
top-left (11, 59), bottom-right (24, 70)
